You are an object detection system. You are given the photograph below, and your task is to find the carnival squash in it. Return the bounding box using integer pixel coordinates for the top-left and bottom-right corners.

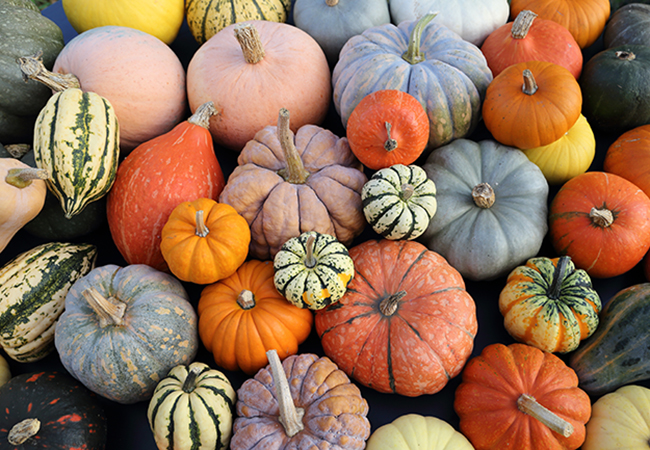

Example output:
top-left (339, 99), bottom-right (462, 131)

top-left (54, 264), bottom-right (199, 404)
top-left (420, 139), bottom-right (549, 281)
top-left (231, 350), bottom-right (371, 449)
top-left (604, 3), bottom-right (650, 48)
top-left (107, 102), bottom-right (226, 272)
top-left (454, 343), bottom-right (591, 450)
top-left (315, 239), bottom-right (478, 397)
top-left (0, 371), bottom-right (107, 450)
top-left (62, 0), bottom-right (185, 44)
top-left (186, 21), bottom-right (331, 152)
top-left (218, 108), bottom-right (367, 260)
top-left (549, 171), bottom-right (650, 278)
top-left (0, 354), bottom-right (9, 387)
top-left (198, 260), bottom-right (313, 375)
top-left (160, 198), bottom-right (251, 285)
top-left (604, 124), bottom-right (650, 199)
top-left (332, 13), bottom-right (493, 152)
top-left (482, 60), bottom-right (582, 150)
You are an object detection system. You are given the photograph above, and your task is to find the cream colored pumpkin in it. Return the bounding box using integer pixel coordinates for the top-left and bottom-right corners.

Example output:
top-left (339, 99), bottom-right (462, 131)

top-left (61, 0), bottom-right (185, 44)
top-left (367, 414), bottom-right (475, 450)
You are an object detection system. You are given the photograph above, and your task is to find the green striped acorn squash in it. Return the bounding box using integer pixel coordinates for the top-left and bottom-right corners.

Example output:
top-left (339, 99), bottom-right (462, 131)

top-left (569, 282), bottom-right (650, 396)
top-left (185, 0), bottom-right (291, 44)
top-left (0, 0), bottom-right (64, 143)
top-left (332, 13), bottom-right (493, 154)
top-left (362, 164), bottom-right (437, 241)
top-left (0, 241), bottom-right (97, 362)
top-left (273, 231), bottom-right (354, 310)
top-left (54, 264), bottom-right (199, 404)
top-left (148, 362), bottom-right (236, 450)
top-left (33, 87), bottom-right (119, 219)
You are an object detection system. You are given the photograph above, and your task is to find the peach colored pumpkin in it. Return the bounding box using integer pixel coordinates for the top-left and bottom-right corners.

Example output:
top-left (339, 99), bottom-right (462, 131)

top-left (186, 21), bottom-right (331, 152)
top-left (53, 26), bottom-right (187, 152)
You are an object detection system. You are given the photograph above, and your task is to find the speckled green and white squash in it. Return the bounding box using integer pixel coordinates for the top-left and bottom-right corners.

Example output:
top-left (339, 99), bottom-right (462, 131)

top-left (362, 164), bottom-right (437, 240)
top-left (0, 241), bottom-right (97, 362)
top-left (54, 264), bottom-right (199, 404)
top-left (148, 362), bottom-right (236, 450)
top-left (33, 87), bottom-right (119, 219)
top-left (274, 231), bottom-right (354, 310)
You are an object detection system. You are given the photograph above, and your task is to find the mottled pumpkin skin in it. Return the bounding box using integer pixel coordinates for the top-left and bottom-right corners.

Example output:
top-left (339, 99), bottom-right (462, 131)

top-left (232, 353), bottom-right (370, 449)
top-left (54, 264), bottom-right (199, 404)
top-left (219, 124), bottom-right (367, 260)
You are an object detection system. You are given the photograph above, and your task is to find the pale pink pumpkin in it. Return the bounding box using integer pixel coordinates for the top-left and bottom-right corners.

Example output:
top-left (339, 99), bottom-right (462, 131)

top-left (53, 26), bottom-right (187, 152)
top-left (186, 20), bottom-right (331, 152)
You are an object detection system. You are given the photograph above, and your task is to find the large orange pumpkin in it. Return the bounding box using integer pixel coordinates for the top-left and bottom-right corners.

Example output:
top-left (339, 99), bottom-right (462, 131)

top-left (197, 260), bottom-right (314, 375)
top-left (314, 239), bottom-right (477, 397)
top-left (482, 60), bottom-right (582, 150)
top-left (454, 343), bottom-right (591, 450)
top-left (603, 124), bottom-right (650, 199)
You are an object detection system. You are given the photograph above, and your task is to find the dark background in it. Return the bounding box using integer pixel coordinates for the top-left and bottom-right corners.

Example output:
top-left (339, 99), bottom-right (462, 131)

top-left (1, 2), bottom-right (645, 448)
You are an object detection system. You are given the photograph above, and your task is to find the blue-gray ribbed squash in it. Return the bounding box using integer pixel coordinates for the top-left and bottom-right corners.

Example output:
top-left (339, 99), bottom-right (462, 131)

top-left (148, 362), bottom-right (236, 450)
top-left (54, 264), bottom-right (199, 404)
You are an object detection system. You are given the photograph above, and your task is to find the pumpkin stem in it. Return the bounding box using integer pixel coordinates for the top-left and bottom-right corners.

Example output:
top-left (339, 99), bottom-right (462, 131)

top-left (17, 51), bottom-right (81, 92)
top-left (195, 210), bottom-right (210, 237)
top-left (472, 182), bottom-right (495, 208)
top-left (511, 10), bottom-right (537, 39)
top-left (234, 23), bottom-right (265, 64)
top-left (402, 13), bottom-right (437, 64)
top-left (188, 102), bottom-right (218, 130)
top-left (237, 290), bottom-right (256, 310)
top-left (379, 290), bottom-right (407, 316)
top-left (548, 256), bottom-right (570, 300)
top-left (616, 50), bottom-right (636, 61)
top-left (384, 122), bottom-right (399, 152)
top-left (8, 418), bottom-right (41, 445)
top-left (401, 184), bottom-right (415, 202)
top-left (517, 393), bottom-right (574, 438)
top-left (4, 143), bottom-right (31, 159)
top-left (5, 167), bottom-right (48, 189)
top-left (326, 0), bottom-right (339, 5)
top-left (266, 349), bottom-right (305, 437)
top-left (276, 108), bottom-right (310, 184)
top-left (522, 69), bottom-right (538, 95)
top-left (82, 287), bottom-right (127, 328)
top-left (304, 234), bottom-right (317, 268)
top-left (589, 206), bottom-right (614, 228)
top-left (182, 365), bottom-right (203, 393)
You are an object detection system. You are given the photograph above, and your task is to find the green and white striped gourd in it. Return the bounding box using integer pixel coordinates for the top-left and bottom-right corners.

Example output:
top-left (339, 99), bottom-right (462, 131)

top-left (274, 231), bottom-right (354, 310)
top-left (148, 362), bottom-right (236, 450)
top-left (33, 87), bottom-right (119, 219)
top-left (362, 164), bottom-right (437, 240)
top-left (0, 241), bottom-right (97, 362)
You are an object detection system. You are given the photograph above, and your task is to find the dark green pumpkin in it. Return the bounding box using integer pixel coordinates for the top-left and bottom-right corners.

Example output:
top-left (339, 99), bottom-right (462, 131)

top-left (0, 371), bottom-right (107, 449)
top-left (610, 0), bottom-right (650, 13)
top-left (569, 283), bottom-right (650, 396)
top-left (605, 4), bottom-right (650, 48)
top-left (0, 0), bottom-right (64, 143)
top-left (580, 45), bottom-right (650, 134)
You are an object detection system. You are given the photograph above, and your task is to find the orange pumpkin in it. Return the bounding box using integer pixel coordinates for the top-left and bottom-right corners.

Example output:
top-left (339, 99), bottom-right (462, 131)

top-left (482, 60), bottom-right (582, 150)
top-left (160, 198), bottom-right (251, 285)
top-left (454, 343), bottom-right (591, 450)
top-left (346, 90), bottom-right (430, 170)
top-left (510, 0), bottom-right (610, 49)
top-left (314, 239), bottom-right (477, 397)
top-left (603, 124), bottom-right (650, 199)
top-left (197, 260), bottom-right (314, 375)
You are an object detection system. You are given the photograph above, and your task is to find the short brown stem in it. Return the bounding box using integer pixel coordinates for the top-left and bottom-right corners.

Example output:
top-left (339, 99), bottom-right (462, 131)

top-left (237, 290), bottom-right (256, 310)
top-left (511, 10), bottom-right (537, 39)
top-left (234, 23), bottom-right (265, 64)
top-left (589, 207), bottom-right (614, 228)
top-left (522, 69), bottom-right (538, 95)
top-left (401, 184), bottom-right (415, 202)
top-left (266, 349), bottom-right (305, 437)
top-left (325, 0), bottom-right (338, 5)
top-left (472, 182), bottom-right (495, 208)
top-left (4, 144), bottom-right (31, 159)
top-left (276, 108), bottom-right (310, 184)
top-left (517, 394), bottom-right (574, 437)
top-left (195, 210), bottom-right (209, 237)
top-left (188, 102), bottom-right (218, 129)
top-left (616, 51), bottom-right (636, 61)
top-left (182, 365), bottom-right (203, 393)
top-left (5, 167), bottom-right (48, 189)
top-left (82, 287), bottom-right (126, 328)
top-left (8, 418), bottom-right (40, 445)
top-left (304, 234), bottom-right (317, 268)
top-left (18, 52), bottom-right (81, 92)
top-left (379, 291), bottom-right (407, 316)
top-left (384, 122), bottom-right (398, 152)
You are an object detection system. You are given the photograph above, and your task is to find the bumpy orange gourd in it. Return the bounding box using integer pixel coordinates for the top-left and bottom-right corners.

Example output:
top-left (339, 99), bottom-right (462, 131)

top-left (197, 260), bottom-right (313, 375)
top-left (160, 198), bottom-right (251, 285)
top-left (482, 60), bottom-right (582, 150)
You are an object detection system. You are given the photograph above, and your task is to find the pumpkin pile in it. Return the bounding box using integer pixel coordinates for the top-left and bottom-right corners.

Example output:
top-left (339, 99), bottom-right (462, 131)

top-left (5, 0), bottom-right (650, 449)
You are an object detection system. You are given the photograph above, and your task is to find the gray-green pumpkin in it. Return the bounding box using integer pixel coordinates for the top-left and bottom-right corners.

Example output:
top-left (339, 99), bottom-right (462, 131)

top-left (54, 264), bottom-right (199, 404)
top-left (274, 231), bottom-right (354, 310)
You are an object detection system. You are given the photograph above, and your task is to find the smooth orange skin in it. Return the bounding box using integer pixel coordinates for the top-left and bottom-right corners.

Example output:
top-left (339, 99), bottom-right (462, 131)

top-left (604, 124), bottom-right (650, 199)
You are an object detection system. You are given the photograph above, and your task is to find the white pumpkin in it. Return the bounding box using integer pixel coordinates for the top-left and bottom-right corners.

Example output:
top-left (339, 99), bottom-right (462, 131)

top-left (388, 0), bottom-right (509, 46)
top-left (367, 414), bottom-right (475, 450)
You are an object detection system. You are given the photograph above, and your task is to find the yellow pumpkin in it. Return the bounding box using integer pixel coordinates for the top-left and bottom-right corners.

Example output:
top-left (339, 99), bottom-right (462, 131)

top-left (61, 0), bottom-right (185, 44)
top-left (521, 114), bottom-right (596, 185)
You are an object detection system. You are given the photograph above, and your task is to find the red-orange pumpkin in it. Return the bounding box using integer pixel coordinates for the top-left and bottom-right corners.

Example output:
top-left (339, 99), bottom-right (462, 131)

top-left (454, 343), bottom-right (591, 450)
top-left (549, 171), bottom-right (650, 278)
top-left (314, 239), bottom-right (477, 397)
top-left (603, 124), bottom-right (650, 199)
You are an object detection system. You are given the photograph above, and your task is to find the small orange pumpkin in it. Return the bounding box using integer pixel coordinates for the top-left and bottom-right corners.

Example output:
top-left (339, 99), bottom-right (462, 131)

top-left (346, 90), bottom-right (430, 170)
top-left (482, 60), bottom-right (582, 150)
top-left (197, 260), bottom-right (313, 375)
top-left (160, 198), bottom-right (251, 285)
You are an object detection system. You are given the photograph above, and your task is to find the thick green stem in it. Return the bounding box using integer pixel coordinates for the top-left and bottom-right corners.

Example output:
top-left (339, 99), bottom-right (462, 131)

top-left (402, 13), bottom-right (437, 64)
top-left (548, 256), bottom-right (570, 300)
